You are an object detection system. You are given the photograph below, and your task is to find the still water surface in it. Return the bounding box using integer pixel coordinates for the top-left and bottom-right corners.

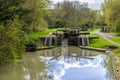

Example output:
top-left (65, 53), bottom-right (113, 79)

top-left (0, 43), bottom-right (115, 80)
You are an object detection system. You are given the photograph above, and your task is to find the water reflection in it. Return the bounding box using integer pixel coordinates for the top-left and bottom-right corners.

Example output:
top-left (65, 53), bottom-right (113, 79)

top-left (0, 46), bottom-right (115, 80)
top-left (39, 46), bottom-right (114, 80)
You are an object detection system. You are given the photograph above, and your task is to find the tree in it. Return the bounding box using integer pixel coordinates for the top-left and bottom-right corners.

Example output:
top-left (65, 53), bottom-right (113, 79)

top-left (0, 0), bottom-right (27, 63)
top-left (0, 0), bottom-right (49, 64)
top-left (20, 0), bottom-right (49, 33)
top-left (102, 0), bottom-right (120, 32)
top-left (46, 1), bottom-right (97, 29)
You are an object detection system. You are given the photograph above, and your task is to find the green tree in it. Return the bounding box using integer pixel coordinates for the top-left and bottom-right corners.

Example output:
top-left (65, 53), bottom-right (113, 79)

top-left (46, 1), bottom-right (97, 29)
top-left (102, 0), bottom-right (120, 32)
top-left (20, 0), bottom-right (49, 33)
top-left (0, 0), bottom-right (49, 64)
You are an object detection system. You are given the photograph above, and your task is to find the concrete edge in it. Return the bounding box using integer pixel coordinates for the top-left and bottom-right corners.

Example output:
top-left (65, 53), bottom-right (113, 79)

top-left (36, 46), bottom-right (55, 50)
top-left (79, 46), bottom-right (109, 52)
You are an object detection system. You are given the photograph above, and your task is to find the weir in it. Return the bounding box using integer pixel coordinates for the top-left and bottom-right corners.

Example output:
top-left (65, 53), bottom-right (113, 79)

top-left (44, 37), bottom-right (48, 46)
top-left (80, 37), bottom-right (89, 46)
top-left (44, 37), bottom-right (52, 46)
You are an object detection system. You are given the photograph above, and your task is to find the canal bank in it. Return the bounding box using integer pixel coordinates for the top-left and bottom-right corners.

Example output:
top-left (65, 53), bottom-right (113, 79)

top-left (111, 53), bottom-right (120, 80)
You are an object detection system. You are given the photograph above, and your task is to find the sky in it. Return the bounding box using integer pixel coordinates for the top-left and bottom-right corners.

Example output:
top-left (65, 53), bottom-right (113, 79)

top-left (50, 0), bottom-right (104, 10)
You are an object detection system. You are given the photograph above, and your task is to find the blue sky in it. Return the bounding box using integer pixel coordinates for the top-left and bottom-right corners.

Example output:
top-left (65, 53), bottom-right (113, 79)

top-left (50, 0), bottom-right (104, 10)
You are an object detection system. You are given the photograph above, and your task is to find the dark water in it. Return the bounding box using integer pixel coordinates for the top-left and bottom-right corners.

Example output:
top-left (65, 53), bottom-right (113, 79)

top-left (0, 41), bottom-right (115, 80)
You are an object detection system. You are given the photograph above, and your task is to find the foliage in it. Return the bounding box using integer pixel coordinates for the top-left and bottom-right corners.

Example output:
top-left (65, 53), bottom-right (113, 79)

top-left (102, 0), bottom-right (120, 32)
top-left (0, 0), bottom-right (49, 64)
top-left (46, 1), bottom-right (97, 29)
top-left (114, 17), bottom-right (120, 32)
top-left (0, 20), bottom-right (28, 63)
top-left (20, 0), bottom-right (49, 33)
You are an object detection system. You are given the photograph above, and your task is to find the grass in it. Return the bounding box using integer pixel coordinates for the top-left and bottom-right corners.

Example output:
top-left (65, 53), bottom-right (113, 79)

top-left (28, 28), bottom-right (69, 40)
top-left (108, 37), bottom-right (120, 57)
top-left (109, 33), bottom-right (120, 57)
top-left (88, 33), bottom-right (120, 57)
top-left (89, 34), bottom-right (116, 48)
top-left (109, 37), bottom-right (120, 44)
top-left (28, 29), bottom-right (56, 40)
top-left (57, 28), bottom-right (70, 31)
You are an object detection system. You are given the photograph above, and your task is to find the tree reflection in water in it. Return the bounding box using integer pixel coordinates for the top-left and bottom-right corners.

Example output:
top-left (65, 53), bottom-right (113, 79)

top-left (39, 45), bottom-right (114, 80)
top-left (0, 40), bottom-right (115, 80)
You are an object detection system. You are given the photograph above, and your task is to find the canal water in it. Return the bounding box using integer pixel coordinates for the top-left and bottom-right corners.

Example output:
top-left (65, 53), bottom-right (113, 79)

top-left (0, 40), bottom-right (115, 80)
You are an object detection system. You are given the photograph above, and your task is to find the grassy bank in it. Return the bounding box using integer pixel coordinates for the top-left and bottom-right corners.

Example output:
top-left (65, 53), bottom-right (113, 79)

top-left (89, 34), bottom-right (120, 57)
top-left (108, 37), bottom-right (120, 57)
top-left (28, 28), bottom-right (70, 40)
top-left (109, 37), bottom-right (120, 44)
top-left (28, 29), bottom-right (56, 40)
top-left (89, 34), bottom-right (115, 48)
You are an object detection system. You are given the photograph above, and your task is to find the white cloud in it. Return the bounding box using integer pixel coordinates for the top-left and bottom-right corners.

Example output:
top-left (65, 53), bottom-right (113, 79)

top-left (40, 54), bottom-right (106, 80)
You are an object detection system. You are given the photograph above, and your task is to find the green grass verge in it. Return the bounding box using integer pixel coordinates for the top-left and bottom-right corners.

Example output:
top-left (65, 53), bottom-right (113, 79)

top-left (28, 29), bottom-right (56, 40)
top-left (109, 37), bottom-right (120, 44)
top-left (28, 28), bottom-right (69, 40)
top-left (89, 33), bottom-right (120, 57)
top-left (89, 34), bottom-right (116, 48)
top-left (57, 28), bottom-right (70, 31)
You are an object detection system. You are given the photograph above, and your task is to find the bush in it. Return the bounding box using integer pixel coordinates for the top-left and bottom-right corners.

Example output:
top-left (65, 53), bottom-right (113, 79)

top-left (114, 17), bottom-right (120, 32)
top-left (25, 40), bottom-right (37, 52)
